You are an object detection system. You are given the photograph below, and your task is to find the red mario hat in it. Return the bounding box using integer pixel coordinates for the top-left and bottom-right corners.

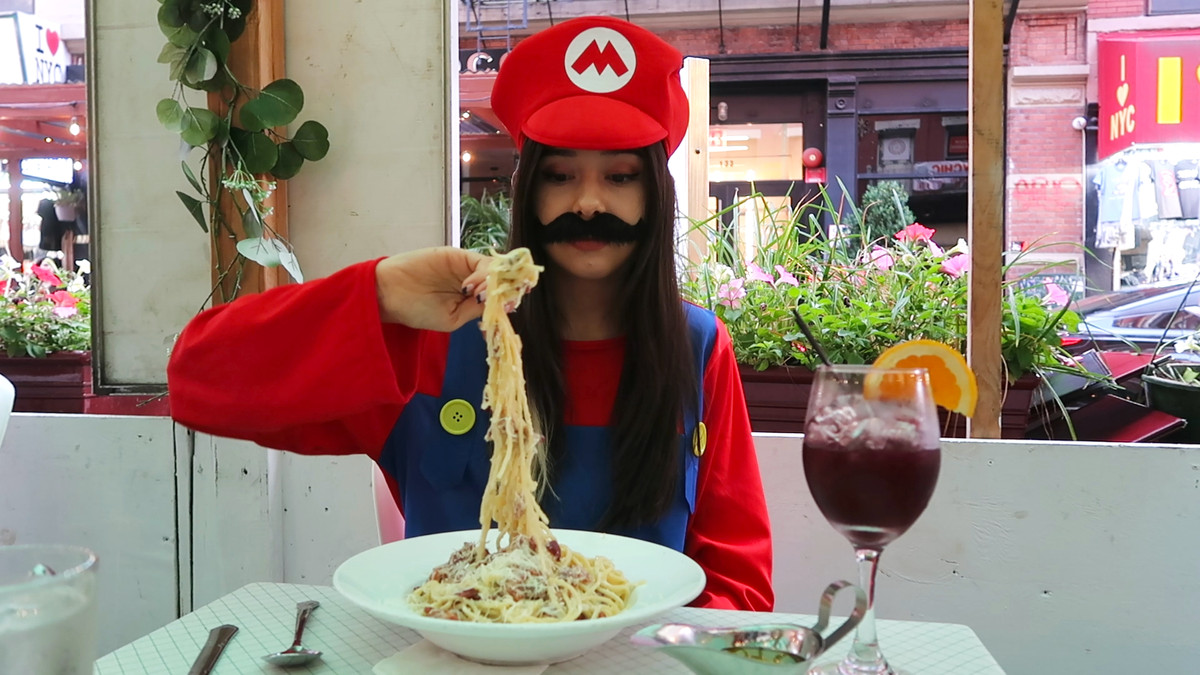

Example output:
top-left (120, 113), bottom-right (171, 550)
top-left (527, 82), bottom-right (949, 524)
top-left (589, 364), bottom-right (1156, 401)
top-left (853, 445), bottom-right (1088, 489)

top-left (491, 16), bottom-right (689, 155)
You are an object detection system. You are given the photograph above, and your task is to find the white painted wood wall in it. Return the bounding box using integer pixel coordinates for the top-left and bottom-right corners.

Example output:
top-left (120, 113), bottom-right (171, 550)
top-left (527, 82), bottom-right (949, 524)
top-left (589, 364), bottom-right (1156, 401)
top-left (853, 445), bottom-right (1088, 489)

top-left (5, 415), bottom-right (1198, 673)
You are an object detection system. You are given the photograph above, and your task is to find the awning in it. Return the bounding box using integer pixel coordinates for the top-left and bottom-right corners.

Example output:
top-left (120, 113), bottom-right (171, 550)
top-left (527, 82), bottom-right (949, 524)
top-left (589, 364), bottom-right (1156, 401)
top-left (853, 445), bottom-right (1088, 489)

top-left (1097, 29), bottom-right (1200, 160)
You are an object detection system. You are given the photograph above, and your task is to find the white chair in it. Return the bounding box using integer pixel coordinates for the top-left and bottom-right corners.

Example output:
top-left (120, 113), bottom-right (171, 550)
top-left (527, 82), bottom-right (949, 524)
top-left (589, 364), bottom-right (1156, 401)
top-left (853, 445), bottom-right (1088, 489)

top-left (0, 374), bottom-right (14, 446)
top-left (371, 462), bottom-right (405, 544)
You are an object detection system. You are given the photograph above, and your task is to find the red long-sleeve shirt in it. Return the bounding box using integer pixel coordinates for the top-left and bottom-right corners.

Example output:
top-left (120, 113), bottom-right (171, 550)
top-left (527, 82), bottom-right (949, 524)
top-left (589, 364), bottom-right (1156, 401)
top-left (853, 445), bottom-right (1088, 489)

top-left (167, 258), bottom-right (773, 611)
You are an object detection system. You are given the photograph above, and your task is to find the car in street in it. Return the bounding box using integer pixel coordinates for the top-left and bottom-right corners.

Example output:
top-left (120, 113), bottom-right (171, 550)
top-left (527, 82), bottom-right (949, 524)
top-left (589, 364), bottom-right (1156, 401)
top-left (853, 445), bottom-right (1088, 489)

top-left (1064, 281), bottom-right (1200, 355)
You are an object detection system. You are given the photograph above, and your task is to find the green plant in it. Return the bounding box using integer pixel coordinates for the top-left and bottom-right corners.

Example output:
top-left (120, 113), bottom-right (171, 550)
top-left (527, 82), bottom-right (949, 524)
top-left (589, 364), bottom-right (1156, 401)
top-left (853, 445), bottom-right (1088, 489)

top-left (51, 186), bottom-right (85, 210)
top-left (1151, 330), bottom-right (1200, 386)
top-left (850, 180), bottom-right (916, 243)
top-left (0, 256), bottom-right (90, 357)
top-left (154, 0), bottom-right (330, 299)
top-left (678, 188), bottom-right (1086, 385)
top-left (460, 192), bottom-right (511, 253)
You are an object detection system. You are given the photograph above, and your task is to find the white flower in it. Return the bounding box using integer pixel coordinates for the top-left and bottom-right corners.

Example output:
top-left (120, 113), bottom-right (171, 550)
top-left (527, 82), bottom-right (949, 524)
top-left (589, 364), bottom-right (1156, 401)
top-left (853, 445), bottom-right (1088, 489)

top-left (945, 238), bottom-right (970, 257)
top-left (75, 259), bottom-right (91, 275)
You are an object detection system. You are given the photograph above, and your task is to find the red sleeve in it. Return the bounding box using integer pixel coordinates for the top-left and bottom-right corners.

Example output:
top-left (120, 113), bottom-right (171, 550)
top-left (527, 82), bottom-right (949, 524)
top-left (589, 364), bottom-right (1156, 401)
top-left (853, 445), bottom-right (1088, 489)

top-left (167, 259), bottom-right (445, 459)
top-left (684, 318), bottom-right (775, 611)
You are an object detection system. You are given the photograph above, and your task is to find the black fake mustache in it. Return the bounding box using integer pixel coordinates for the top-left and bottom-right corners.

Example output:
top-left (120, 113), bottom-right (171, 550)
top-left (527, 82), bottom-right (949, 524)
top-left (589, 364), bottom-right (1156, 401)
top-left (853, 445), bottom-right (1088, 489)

top-left (538, 211), bottom-right (644, 245)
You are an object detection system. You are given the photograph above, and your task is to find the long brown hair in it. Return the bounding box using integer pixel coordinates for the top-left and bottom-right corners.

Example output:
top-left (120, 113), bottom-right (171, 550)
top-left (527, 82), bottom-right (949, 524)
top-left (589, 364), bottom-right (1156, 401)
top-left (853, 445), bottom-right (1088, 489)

top-left (506, 140), bottom-right (697, 529)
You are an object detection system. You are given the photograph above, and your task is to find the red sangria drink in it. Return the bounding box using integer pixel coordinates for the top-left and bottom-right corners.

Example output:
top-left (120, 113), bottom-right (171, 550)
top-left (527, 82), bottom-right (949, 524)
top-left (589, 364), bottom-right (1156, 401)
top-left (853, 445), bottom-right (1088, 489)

top-left (803, 365), bottom-right (941, 675)
top-left (804, 434), bottom-right (940, 550)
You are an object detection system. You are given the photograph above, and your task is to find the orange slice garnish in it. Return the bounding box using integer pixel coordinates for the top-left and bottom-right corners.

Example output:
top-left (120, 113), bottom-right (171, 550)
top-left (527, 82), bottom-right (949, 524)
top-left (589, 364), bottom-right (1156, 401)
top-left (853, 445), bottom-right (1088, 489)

top-left (870, 340), bottom-right (978, 417)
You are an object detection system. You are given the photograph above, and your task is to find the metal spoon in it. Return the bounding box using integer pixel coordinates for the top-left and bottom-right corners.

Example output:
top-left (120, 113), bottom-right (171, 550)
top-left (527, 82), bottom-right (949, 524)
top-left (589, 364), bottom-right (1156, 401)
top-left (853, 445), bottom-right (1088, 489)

top-left (262, 600), bottom-right (323, 668)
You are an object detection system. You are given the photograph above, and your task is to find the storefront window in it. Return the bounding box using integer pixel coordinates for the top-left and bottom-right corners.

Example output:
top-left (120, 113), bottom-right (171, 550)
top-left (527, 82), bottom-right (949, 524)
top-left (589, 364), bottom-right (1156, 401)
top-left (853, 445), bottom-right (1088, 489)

top-left (1149, 0), bottom-right (1197, 15)
top-left (856, 112), bottom-right (968, 244)
top-left (1091, 143), bottom-right (1200, 286)
top-left (707, 122), bottom-right (806, 183)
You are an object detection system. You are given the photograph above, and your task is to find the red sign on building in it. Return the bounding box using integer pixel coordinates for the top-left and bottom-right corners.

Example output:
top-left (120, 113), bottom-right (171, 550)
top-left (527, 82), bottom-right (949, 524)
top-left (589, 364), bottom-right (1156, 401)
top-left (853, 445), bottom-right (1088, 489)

top-left (1096, 30), bottom-right (1200, 160)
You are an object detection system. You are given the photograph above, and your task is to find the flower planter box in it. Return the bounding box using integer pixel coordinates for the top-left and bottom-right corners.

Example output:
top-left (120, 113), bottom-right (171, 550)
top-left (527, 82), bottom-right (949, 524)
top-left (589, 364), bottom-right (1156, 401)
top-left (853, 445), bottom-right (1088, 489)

top-left (738, 363), bottom-right (1044, 439)
top-left (1143, 367), bottom-right (1200, 444)
top-left (0, 351), bottom-right (93, 413)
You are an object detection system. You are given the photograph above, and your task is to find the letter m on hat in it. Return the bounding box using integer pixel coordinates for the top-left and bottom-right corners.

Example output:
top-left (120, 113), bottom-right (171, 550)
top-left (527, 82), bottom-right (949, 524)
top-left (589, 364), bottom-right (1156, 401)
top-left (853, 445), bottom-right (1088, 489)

top-left (564, 27), bottom-right (636, 94)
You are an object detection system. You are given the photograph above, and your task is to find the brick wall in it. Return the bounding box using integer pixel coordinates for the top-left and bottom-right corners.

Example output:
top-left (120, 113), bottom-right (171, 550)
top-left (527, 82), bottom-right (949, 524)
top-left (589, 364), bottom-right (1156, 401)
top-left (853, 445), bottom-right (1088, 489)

top-left (1010, 13), bottom-right (1086, 66)
top-left (659, 20), bottom-right (969, 56)
top-left (464, 19), bottom-right (972, 55)
top-left (1089, 0), bottom-right (1146, 19)
top-left (1006, 11), bottom-right (1089, 253)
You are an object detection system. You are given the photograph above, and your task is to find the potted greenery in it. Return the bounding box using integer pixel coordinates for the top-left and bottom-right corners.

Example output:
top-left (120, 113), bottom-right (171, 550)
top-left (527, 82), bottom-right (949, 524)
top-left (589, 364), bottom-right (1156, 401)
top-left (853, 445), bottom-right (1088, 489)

top-left (460, 191), bottom-right (512, 253)
top-left (1142, 326), bottom-right (1200, 443)
top-left (0, 256), bottom-right (92, 412)
top-left (678, 188), bottom-right (1090, 437)
top-left (52, 187), bottom-right (85, 221)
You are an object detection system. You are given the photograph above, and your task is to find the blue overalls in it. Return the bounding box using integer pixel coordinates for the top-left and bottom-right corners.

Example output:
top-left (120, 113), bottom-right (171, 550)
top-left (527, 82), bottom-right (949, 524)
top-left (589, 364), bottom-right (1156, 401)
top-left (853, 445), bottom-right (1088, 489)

top-left (378, 303), bottom-right (717, 551)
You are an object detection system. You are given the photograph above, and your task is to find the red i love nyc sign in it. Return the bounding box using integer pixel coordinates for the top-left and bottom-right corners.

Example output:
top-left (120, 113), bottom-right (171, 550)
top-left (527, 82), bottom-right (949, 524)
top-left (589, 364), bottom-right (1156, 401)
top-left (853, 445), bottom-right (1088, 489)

top-left (1097, 30), bottom-right (1200, 160)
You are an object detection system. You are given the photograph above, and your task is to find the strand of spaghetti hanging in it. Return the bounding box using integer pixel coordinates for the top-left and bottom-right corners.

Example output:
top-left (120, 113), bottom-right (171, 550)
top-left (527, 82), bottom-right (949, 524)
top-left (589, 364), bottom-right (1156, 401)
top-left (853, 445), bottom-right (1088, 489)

top-left (477, 248), bottom-right (547, 561)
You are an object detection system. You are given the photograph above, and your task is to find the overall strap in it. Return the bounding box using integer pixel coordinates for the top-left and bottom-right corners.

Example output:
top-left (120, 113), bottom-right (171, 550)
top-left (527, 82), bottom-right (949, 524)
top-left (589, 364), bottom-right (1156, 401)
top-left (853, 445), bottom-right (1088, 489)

top-left (682, 302), bottom-right (719, 512)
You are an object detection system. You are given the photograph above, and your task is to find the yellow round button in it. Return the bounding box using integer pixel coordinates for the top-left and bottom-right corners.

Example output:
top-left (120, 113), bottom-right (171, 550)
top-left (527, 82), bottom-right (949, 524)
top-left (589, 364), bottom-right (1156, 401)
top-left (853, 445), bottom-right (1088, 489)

top-left (692, 422), bottom-right (708, 457)
top-left (439, 399), bottom-right (476, 436)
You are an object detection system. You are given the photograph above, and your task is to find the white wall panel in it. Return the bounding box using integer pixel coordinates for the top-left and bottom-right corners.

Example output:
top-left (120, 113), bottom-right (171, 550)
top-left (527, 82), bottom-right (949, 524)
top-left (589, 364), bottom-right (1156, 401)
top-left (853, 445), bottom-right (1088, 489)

top-left (0, 414), bottom-right (178, 656)
top-left (758, 434), bottom-right (1200, 674)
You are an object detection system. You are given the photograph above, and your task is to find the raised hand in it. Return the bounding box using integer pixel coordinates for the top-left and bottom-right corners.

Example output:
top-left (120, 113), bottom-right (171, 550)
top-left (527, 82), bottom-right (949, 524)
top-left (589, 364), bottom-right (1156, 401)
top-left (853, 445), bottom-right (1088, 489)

top-left (374, 247), bottom-right (495, 332)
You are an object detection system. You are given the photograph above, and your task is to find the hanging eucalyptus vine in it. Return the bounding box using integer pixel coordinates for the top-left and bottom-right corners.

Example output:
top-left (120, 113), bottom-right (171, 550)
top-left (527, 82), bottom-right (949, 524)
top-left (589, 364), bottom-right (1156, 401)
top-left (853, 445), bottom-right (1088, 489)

top-left (154, 0), bottom-right (330, 297)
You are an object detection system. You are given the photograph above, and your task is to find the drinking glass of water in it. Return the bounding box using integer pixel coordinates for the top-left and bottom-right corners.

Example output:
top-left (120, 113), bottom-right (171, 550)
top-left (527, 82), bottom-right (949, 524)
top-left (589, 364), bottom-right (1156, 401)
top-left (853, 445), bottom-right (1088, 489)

top-left (0, 544), bottom-right (99, 675)
top-left (803, 365), bottom-right (941, 675)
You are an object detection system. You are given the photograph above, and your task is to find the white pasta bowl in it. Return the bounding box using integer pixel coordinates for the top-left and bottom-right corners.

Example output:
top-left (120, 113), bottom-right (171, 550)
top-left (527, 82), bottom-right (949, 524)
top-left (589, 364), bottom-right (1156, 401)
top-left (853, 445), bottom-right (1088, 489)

top-left (333, 528), bottom-right (706, 665)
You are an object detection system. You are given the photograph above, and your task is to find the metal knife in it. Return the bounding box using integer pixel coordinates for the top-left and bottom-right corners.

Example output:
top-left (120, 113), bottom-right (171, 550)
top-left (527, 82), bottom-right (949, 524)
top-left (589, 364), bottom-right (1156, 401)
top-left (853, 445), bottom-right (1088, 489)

top-left (188, 624), bottom-right (239, 675)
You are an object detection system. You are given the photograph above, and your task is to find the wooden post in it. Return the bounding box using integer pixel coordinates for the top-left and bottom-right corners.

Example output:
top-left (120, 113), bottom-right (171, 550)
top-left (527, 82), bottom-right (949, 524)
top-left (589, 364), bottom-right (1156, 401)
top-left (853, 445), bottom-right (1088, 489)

top-left (685, 57), bottom-right (710, 263)
top-left (207, 0), bottom-right (289, 303)
top-left (967, 0), bottom-right (1005, 439)
top-left (6, 157), bottom-right (21, 264)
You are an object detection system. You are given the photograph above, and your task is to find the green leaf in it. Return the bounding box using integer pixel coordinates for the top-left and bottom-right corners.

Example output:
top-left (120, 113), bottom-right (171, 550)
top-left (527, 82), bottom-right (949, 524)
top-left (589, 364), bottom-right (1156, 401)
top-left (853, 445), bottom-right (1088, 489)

top-left (163, 22), bottom-right (200, 48)
top-left (241, 206), bottom-right (263, 239)
top-left (291, 121), bottom-right (330, 161)
top-left (239, 79), bottom-right (304, 132)
top-left (176, 191), bottom-right (208, 232)
top-left (278, 249), bottom-right (304, 284)
top-left (157, 2), bottom-right (185, 31)
top-left (180, 107), bottom-right (220, 147)
top-left (187, 7), bottom-right (210, 32)
top-left (270, 142), bottom-right (304, 180)
top-left (181, 160), bottom-right (203, 194)
top-left (156, 99), bottom-right (185, 132)
top-left (204, 28), bottom-right (232, 63)
top-left (157, 42), bottom-right (187, 65)
top-left (230, 129), bottom-right (279, 174)
top-left (236, 237), bottom-right (285, 267)
top-left (183, 47), bottom-right (218, 85)
top-left (168, 52), bottom-right (189, 81)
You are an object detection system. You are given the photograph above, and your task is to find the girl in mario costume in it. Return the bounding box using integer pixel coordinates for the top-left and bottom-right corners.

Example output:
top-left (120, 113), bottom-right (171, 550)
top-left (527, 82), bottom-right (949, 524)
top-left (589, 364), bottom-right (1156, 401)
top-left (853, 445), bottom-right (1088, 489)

top-left (168, 16), bottom-right (773, 611)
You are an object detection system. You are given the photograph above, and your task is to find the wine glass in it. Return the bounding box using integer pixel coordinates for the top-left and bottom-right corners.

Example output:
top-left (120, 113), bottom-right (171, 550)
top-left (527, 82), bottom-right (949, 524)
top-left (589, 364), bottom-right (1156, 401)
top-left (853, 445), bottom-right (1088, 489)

top-left (802, 365), bottom-right (941, 675)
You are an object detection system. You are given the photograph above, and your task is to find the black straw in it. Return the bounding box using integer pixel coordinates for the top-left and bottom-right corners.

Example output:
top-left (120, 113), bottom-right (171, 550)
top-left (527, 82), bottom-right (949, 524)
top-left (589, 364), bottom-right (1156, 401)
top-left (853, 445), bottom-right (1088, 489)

top-left (791, 308), bottom-right (833, 367)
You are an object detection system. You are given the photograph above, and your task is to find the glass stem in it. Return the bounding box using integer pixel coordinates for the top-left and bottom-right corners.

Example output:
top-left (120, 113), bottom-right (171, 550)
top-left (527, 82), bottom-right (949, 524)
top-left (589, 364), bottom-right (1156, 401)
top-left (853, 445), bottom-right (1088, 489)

top-left (843, 547), bottom-right (890, 673)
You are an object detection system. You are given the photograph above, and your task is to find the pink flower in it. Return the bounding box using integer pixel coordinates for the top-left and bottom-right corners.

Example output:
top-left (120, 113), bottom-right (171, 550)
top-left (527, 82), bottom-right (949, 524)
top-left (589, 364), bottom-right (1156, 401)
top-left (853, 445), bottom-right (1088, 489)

top-left (774, 265), bottom-right (799, 286)
top-left (746, 263), bottom-right (774, 284)
top-left (895, 222), bottom-right (936, 243)
top-left (868, 246), bottom-right (894, 270)
top-left (717, 278), bottom-right (746, 309)
top-left (31, 265), bottom-right (63, 286)
top-left (940, 254), bottom-right (970, 278)
top-left (1043, 282), bottom-right (1069, 307)
top-left (50, 290), bottom-right (79, 318)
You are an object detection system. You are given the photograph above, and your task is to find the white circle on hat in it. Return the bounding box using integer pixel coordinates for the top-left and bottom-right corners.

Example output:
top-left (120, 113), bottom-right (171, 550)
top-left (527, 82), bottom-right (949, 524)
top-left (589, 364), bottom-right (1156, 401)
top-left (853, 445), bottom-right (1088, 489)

top-left (563, 26), bottom-right (637, 94)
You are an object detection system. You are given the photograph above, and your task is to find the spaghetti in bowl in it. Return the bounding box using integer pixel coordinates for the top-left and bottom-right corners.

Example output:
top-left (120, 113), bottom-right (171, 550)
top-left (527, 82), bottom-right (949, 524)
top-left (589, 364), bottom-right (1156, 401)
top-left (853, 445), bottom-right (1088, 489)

top-left (333, 528), bottom-right (706, 664)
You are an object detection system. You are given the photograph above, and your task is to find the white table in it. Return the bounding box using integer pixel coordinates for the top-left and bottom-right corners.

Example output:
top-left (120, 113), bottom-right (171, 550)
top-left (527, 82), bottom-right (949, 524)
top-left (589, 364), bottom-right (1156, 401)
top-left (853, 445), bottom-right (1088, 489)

top-left (95, 583), bottom-right (1005, 674)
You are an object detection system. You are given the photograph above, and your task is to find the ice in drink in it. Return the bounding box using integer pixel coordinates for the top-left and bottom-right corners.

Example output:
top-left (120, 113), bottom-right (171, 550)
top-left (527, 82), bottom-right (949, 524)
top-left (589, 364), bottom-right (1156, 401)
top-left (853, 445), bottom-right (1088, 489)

top-left (803, 395), bottom-right (940, 549)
